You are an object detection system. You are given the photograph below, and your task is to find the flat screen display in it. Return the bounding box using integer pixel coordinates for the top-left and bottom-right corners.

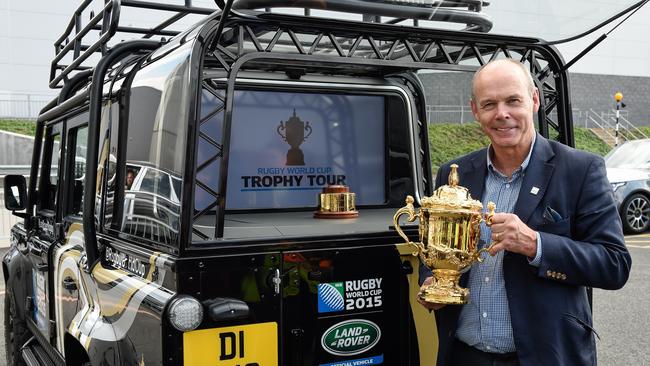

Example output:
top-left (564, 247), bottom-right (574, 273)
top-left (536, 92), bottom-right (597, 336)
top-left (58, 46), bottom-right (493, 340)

top-left (224, 89), bottom-right (386, 209)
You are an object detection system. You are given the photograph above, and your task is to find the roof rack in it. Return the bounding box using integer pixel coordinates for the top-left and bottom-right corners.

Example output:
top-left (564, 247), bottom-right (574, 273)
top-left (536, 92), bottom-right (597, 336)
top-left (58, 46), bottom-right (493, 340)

top-left (232, 0), bottom-right (492, 32)
top-left (49, 0), bottom-right (216, 89)
top-left (50, 0), bottom-right (493, 89)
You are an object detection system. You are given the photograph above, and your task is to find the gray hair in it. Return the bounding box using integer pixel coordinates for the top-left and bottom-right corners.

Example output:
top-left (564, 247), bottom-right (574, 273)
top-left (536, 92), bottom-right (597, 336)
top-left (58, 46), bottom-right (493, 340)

top-left (471, 59), bottom-right (536, 101)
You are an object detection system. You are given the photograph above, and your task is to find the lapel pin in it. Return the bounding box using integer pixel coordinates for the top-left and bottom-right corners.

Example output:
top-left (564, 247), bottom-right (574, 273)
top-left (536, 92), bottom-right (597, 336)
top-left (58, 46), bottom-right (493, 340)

top-left (530, 187), bottom-right (540, 195)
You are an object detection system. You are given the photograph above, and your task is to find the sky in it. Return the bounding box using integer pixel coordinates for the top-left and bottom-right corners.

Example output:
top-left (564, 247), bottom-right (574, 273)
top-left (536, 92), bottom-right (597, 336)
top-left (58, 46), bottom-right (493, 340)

top-left (1, 0), bottom-right (649, 96)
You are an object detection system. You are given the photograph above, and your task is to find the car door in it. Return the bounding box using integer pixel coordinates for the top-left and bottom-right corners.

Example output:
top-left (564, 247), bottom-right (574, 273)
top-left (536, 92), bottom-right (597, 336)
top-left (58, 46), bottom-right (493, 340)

top-left (281, 245), bottom-right (413, 366)
top-left (28, 119), bottom-right (65, 344)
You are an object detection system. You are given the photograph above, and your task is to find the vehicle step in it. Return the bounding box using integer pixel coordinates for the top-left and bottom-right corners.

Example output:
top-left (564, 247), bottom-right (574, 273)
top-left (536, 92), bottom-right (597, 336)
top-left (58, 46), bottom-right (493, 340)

top-left (21, 337), bottom-right (57, 366)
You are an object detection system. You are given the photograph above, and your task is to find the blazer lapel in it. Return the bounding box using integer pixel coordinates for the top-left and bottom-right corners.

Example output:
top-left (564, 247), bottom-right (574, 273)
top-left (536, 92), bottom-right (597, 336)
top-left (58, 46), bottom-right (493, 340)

top-left (459, 149), bottom-right (488, 201)
top-left (513, 135), bottom-right (556, 223)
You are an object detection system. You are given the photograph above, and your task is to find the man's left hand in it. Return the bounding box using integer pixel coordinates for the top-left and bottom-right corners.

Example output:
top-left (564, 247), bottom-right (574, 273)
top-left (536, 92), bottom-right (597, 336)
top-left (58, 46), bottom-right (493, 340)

top-left (489, 213), bottom-right (538, 258)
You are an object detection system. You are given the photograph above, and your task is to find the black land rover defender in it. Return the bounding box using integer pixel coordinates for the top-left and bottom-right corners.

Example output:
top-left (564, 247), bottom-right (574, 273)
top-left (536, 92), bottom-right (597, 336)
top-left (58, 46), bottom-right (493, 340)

top-left (3, 0), bottom-right (633, 365)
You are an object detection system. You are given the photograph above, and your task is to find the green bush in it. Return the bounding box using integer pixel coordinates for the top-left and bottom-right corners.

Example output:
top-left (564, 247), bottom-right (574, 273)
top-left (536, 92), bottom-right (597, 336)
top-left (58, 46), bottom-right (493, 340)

top-left (0, 119), bottom-right (37, 136)
top-left (428, 123), bottom-right (612, 174)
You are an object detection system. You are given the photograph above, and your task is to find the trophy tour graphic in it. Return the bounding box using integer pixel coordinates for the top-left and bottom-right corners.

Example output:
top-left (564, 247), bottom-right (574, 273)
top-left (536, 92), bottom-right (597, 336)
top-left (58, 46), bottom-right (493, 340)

top-left (277, 109), bottom-right (312, 166)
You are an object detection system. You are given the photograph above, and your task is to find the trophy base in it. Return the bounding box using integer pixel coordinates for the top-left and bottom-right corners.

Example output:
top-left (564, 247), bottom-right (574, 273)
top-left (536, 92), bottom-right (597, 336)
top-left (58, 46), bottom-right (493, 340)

top-left (418, 269), bottom-right (469, 305)
top-left (286, 148), bottom-right (305, 166)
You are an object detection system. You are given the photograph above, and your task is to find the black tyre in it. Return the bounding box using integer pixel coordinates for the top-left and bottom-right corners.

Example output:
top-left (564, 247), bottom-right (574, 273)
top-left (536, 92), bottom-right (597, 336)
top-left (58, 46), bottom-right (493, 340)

top-left (621, 193), bottom-right (650, 234)
top-left (5, 285), bottom-right (28, 366)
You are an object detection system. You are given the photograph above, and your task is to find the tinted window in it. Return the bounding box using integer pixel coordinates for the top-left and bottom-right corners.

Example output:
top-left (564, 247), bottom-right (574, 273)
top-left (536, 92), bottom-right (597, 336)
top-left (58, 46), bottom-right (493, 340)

top-left (68, 126), bottom-right (88, 216)
top-left (194, 89), bottom-right (386, 211)
top-left (118, 48), bottom-right (191, 246)
top-left (41, 131), bottom-right (61, 211)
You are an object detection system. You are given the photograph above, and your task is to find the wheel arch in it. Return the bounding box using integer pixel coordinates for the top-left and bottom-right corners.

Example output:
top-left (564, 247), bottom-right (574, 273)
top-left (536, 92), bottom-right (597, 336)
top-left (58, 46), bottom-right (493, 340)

top-left (64, 332), bottom-right (90, 366)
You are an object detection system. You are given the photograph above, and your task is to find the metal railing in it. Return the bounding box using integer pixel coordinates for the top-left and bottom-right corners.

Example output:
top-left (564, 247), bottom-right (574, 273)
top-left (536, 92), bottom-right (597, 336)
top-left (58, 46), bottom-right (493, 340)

top-left (426, 105), bottom-right (475, 124)
top-left (586, 112), bottom-right (617, 141)
top-left (605, 112), bottom-right (649, 141)
top-left (0, 93), bottom-right (55, 120)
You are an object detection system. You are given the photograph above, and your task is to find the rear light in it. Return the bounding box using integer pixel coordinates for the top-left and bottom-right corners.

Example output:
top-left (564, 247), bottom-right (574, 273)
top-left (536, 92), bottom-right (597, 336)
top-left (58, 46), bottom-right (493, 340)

top-left (168, 296), bottom-right (203, 332)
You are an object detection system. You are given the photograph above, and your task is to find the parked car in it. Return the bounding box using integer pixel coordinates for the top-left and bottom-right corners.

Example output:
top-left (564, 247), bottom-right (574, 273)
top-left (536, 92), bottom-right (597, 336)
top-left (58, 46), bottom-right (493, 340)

top-left (606, 139), bottom-right (650, 234)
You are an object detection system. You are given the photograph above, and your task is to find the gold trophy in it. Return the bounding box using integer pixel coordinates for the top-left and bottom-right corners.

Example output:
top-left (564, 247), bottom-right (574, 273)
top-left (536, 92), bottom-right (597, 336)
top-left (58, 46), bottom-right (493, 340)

top-left (393, 164), bottom-right (496, 305)
top-left (314, 185), bottom-right (358, 219)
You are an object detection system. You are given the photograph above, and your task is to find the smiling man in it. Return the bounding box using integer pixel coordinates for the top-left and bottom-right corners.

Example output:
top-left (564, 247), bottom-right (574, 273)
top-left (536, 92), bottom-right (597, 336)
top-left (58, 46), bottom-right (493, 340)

top-left (419, 59), bottom-right (632, 366)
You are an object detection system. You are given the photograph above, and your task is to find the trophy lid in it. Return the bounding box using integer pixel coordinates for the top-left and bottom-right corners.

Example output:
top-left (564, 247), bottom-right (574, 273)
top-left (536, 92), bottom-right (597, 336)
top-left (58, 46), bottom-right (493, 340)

top-left (421, 164), bottom-right (483, 212)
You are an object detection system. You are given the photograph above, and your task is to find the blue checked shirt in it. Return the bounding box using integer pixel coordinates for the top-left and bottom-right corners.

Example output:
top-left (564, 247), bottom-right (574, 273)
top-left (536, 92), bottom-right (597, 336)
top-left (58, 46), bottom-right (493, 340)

top-left (455, 134), bottom-right (543, 353)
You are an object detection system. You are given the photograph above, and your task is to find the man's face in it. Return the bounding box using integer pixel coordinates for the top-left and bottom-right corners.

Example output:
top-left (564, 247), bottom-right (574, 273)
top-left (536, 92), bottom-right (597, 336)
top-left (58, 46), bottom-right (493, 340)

top-left (470, 62), bottom-right (540, 151)
top-left (126, 172), bottom-right (134, 187)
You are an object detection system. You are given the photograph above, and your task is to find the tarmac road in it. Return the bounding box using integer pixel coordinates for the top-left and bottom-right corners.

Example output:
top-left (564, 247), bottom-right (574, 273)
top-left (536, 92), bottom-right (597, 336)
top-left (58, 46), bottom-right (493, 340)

top-left (594, 233), bottom-right (650, 365)
top-left (0, 235), bottom-right (648, 365)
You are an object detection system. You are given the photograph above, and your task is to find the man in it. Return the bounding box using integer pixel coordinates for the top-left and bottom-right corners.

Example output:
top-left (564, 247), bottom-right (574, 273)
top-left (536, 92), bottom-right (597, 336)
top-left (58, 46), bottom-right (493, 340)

top-left (420, 59), bottom-right (631, 366)
top-left (126, 169), bottom-right (135, 190)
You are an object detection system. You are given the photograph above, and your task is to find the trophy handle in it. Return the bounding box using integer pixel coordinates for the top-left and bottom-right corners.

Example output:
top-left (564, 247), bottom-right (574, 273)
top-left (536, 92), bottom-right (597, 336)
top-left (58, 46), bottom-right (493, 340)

top-left (483, 201), bottom-right (496, 226)
top-left (277, 121), bottom-right (287, 141)
top-left (475, 246), bottom-right (493, 263)
top-left (304, 122), bottom-right (312, 140)
top-left (475, 201), bottom-right (497, 263)
top-left (393, 195), bottom-right (418, 245)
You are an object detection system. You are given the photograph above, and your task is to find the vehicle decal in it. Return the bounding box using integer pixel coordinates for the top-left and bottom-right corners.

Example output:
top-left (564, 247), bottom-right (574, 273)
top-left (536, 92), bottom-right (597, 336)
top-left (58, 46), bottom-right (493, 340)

top-left (105, 246), bottom-right (147, 277)
top-left (318, 278), bottom-right (383, 313)
top-left (86, 263), bottom-right (174, 341)
top-left (319, 354), bottom-right (384, 366)
top-left (321, 319), bottom-right (381, 356)
top-left (54, 223), bottom-right (175, 355)
top-left (54, 226), bottom-right (90, 353)
top-left (32, 270), bottom-right (47, 330)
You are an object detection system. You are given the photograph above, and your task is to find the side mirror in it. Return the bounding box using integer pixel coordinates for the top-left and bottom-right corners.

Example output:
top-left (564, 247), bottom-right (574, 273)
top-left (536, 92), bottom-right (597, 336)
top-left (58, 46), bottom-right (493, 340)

top-left (3, 174), bottom-right (27, 211)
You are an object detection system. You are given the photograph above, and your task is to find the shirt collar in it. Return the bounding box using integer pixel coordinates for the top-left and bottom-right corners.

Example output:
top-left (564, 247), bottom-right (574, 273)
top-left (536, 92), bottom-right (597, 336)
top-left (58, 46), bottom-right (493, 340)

top-left (486, 133), bottom-right (536, 175)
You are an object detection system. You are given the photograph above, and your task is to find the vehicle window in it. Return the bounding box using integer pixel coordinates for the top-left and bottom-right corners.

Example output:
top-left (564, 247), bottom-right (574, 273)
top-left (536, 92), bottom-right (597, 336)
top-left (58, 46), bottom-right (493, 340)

top-left (104, 103), bottom-right (120, 229)
top-left (68, 126), bottom-right (88, 216)
top-left (194, 89), bottom-right (386, 212)
top-left (41, 132), bottom-right (61, 211)
top-left (140, 168), bottom-right (172, 198)
top-left (118, 54), bottom-right (189, 246)
top-left (605, 140), bottom-right (650, 169)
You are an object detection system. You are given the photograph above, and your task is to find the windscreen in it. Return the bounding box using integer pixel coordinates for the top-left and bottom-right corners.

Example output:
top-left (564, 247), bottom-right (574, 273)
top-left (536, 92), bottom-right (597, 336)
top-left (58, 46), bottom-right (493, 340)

top-left (605, 140), bottom-right (650, 169)
top-left (215, 90), bottom-right (386, 209)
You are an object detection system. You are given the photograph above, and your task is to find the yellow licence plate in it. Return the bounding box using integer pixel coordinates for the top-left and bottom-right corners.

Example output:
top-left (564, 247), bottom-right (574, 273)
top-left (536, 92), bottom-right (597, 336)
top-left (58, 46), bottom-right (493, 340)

top-left (184, 322), bottom-right (278, 366)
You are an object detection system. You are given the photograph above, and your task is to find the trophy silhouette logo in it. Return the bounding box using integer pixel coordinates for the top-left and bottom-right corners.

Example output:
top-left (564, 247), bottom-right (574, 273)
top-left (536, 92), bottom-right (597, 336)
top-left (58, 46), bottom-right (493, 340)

top-left (277, 109), bottom-right (312, 166)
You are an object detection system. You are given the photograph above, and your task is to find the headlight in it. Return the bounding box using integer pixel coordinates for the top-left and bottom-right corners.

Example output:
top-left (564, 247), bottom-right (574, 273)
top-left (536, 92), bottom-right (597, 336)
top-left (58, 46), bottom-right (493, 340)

top-left (611, 182), bottom-right (627, 192)
top-left (168, 296), bottom-right (203, 332)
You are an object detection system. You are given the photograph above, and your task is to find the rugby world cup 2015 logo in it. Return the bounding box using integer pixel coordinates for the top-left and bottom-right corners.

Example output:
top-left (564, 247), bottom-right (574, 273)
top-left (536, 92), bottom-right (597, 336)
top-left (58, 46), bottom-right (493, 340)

top-left (318, 278), bottom-right (383, 314)
top-left (318, 282), bottom-right (345, 313)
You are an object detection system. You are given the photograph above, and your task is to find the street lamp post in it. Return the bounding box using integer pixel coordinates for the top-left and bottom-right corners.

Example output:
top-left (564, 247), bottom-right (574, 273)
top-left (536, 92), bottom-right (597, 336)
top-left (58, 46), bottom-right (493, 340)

top-left (614, 92), bottom-right (623, 146)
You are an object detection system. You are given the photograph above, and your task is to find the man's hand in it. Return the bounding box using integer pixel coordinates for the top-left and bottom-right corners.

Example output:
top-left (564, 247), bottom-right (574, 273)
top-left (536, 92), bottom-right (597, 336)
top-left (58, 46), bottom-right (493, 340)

top-left (489, 212), bottom-right (538, 258)
top-left (417, 276), bottom-right (446, 311)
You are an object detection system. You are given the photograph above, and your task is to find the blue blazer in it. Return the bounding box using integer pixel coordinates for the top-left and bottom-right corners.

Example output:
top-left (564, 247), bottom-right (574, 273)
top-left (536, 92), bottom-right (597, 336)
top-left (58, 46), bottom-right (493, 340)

top-left (429, 135), bottom-right (631, 366)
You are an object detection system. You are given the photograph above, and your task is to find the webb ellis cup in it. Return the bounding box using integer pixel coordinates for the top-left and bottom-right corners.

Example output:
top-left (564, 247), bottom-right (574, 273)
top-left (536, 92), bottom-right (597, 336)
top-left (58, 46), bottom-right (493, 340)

top-left (393, 164), bottom-right (496, 305)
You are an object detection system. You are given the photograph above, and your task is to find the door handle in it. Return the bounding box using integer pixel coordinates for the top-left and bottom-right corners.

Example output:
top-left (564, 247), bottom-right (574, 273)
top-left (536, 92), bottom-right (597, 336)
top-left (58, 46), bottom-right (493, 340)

top-left (62, 276), bottom-right (78, 291)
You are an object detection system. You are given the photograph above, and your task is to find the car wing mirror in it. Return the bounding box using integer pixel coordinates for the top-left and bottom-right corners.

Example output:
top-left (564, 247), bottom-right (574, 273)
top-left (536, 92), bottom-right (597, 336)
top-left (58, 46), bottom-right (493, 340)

top-left (3, 174), bottom-right (28, 214)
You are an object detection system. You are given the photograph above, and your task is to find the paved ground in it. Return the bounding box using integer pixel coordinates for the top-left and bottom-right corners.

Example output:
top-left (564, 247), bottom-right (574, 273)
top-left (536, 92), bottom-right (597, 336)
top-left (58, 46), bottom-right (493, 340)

top-left (0, 234), bottom-right (648, 364)
top-left (595, 233), bottom-right (650, 366)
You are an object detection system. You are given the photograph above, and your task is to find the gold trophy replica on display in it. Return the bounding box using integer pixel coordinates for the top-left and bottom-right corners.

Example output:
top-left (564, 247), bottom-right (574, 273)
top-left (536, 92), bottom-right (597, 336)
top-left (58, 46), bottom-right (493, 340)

top-left (393, 164), bottom-right (496, 305)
